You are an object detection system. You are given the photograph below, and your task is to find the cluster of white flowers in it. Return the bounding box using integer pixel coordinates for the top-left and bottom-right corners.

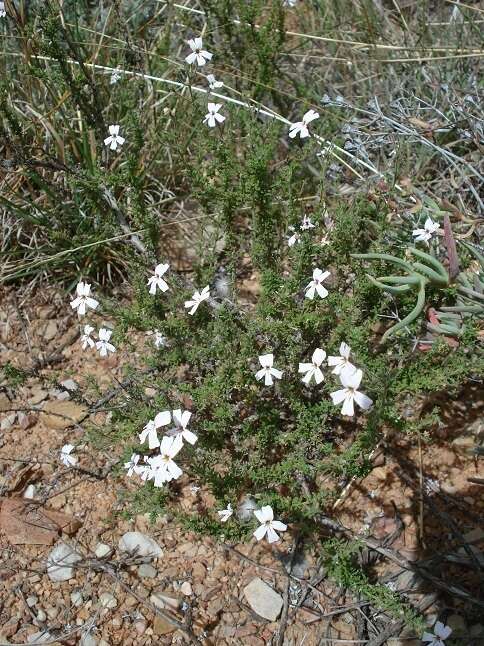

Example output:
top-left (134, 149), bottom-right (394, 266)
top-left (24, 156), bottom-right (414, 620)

top-left (255, 342), bottom-right (372, 417)
top-left (71, 283), bottom-right (116, 357)
top-left (287, 214), bottom-right (315, 247)
top-left (0, 2), bottom-right (6, 18)
top-left (125, 409), bottom-right (197, 487)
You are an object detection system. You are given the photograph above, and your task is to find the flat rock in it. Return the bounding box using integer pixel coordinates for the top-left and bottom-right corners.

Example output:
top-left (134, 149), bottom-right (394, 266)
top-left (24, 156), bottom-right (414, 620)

top-left (150, 590), bottom-right (181, 611)
top-left (41, 400), bottom-right (86, 430)
top-left (46, 542), bottom-right (82, 581)
top-left (153, 615), bottom-right (175, 635)
top-left (118, 532), bottom-right (162, 558)
top-left (243, 577), bottom-right (283, 621)
top-left (94, 543), bottom-right (112, 558)
top-left (60, 379), bottom-right (78, 392)
top-left (80, 635), bottom-right (97, 646)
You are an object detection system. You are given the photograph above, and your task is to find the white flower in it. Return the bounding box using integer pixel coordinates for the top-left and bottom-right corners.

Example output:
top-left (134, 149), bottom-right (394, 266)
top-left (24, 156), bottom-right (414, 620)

top-left (300, 215), bottom-right (315, 230)
top-left (150, 435), bottom-right (184, 487)
top-left (298, 348), bottom-right (326, 385)
top-left (96, 328), bottom-right (116, 357)
top-left (139, 410), bottom-right (171, 449)
top-left (60, 444), bottom-right (77, 467)
top-left (70, 281), bottom-right (99, 316)
top-left (305, 268), bottom-right (330, 299)
top-left (153, 331), bottom-right (167, 348)
top-left (124, 453), bottom-right (141, 477)
top-left (0, 2), bottom-right (6, 17)
top-left (139, 420), bottom-right (160, 449)
top-left (253, 506), bottom-right (287, 544)
top-left (80, 324), bottom-right (95, 350)
top-left (255, 353), bottom-right (283, 386)
top-left (104, 124), bottom-right (125, 151)
top-left (185, 37), bottom-right (213, 66)
top-left (289, 109), bottom-right (319, 139)
top-left (167, 409), bottom-right (198, 445)
top-left (287, 226), bottom-right (300, 247)
top-left (412, 217), bottom-right (439, 243)
top-left (218, 503), bottom-right (233, 523)
top-left (185, 285), bottom-right (210, 315)
top-left (110, 69), bottom-right (122, 84)
top-left (330, 368), bottom-right (373, 417)
top-left (207, 74), bottom-right (223, 90)
top-left (422, 622), bottom-right (452, 646)
top-left (204, 103), bottom-right (225, 128)
top-left (327, 342), bottom-right (356, 377)
top-left (147, 263), bottom-right (170, 295)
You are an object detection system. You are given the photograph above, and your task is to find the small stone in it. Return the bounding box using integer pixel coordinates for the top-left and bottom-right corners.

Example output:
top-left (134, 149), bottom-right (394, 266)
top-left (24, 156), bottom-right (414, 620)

top-left (27, 595), bottom-right (38, 607)
top-left (43, 320), bottom-right (58, 342)
top-left (137, 563), bottom-right (157, 579)
top-left (46, 542), bottom-right (82, 582)
top-left (134, 621), bottom-right (147, 635)
top-left (118, 532), bottom-right (162, 558)
top-left (80, 634), bottom-right (97, 646)
top-left (36, 609), bottom-right (47, 623)
top-left (94, 543), bottom-right (112, 559)
top-left (71, 591), bottom-right (84, 607)
top-left (447, 614), bottom-right (467, 635)
top-left (243, 577), bottom-right (283, 621)
top-left (150, 591), bottom-right (181, 611)
top-left (99, 592), bottom-right (117, 609)
top-left (41, 400), bottom-right (86, 430)
top-left (29, 387), bottom-right (48, 406)
top-left (464, 528), bottom-right (484, 544)
top-left (1, 619), bottom-right (18, 638)
top-left (180, 581), bottom-right (192, 596)
top-left (23, 484), bottom-right (36, 499)
top-left (45, 606), bottom-right (59, 620)
top-left (1, 413), bottom-right (16, 432)
top-left (153, 616), bottom-right (175, 636)
top-left (60, 379), bottom-right (78, 392)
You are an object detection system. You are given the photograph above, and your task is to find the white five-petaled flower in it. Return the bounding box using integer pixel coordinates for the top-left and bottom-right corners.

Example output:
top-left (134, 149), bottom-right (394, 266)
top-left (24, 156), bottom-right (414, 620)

top-left (330, 368), bottom-right (373, 417)
top-left (255, 353), bottom-right (283, 386)
top-left (218, 503), bottom-right (233, 523)
top-left (185, 37), bottom-right (213, 66)
top-left (139, 410), bottom-right (172, 449)
top-left (300, 215), bottom-right (315, 230)
top-left (289, 109), bottom-right (319, 139)
top-left (104, 124), bottom-right (125, 151)
top-left (299, 348), bottom-right (326, 385)
top-left (70, 281), bottom-right (99, 316)
top-left (253, 506), bottom-right (287, 544)
top-left (80, 324), bottom-right (95, 350)
top-left (204, 103), bottom-right (225, 128)
top-left (185, 285), bottom-right (210, 315)
top-left (327, 342), bottom-right (356, 378)
top-left (305, 268), bottom-right (330, 300)
top-left (96, 328), bottom-right (116, 357)
top-left (287, 226), bottom-right (301, 247)
top-left (150, 435), bottom-right (184, 487)
top-left (0, 2), bottom-right (6, 17)
top-left (60, 444), bottom-right (77, 467)
top-left (422, 621), bottom-right (452, 646)
top-left (207, 74), bottom-right (223, 90)
top-left (124, 453), bottom-right (141, 477)
top-left (147, 263), bottom-right (170, 295)
top-left (167, 409), bottom-right (198, 445)
top-left (412, 217), bottom-right (439, 243)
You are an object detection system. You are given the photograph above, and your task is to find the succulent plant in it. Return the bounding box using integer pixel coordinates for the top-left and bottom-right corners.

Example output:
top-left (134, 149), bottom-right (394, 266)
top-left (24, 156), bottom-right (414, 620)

top-left (351, 247), bottom-right (450, 342)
